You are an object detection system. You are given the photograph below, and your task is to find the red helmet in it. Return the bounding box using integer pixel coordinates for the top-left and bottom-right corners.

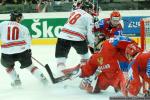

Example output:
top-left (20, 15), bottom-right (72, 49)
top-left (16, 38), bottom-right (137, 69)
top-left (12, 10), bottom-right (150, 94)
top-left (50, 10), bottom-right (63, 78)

top-left (125, 43), bottom-right (142, 57)
top-left (110, 10), bottom-right (121, 21)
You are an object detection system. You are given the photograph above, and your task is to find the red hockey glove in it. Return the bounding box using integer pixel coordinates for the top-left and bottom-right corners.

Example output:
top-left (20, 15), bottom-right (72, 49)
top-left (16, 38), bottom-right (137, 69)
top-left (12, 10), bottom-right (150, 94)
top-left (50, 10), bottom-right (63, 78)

top-left (62, 64), bottom-right (81, 80)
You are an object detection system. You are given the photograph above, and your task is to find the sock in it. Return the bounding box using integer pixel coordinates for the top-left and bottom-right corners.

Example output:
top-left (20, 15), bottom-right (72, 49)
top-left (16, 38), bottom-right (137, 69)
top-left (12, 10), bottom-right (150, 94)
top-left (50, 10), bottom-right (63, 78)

top-left (56, 57), bottom-right (66, 70)
top-left (6, 67), bottom-right (19, 81)
top-left (26, 64), bottom-right (45, 81)
top-left (56, 57), bottom-right (67, 76)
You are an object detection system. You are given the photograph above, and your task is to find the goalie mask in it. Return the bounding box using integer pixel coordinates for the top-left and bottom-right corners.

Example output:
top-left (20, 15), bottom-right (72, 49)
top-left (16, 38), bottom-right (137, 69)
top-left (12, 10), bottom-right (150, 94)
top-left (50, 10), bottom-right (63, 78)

top-left (10, 10), bottom-right (23, 22)
top-left (110, 10), bottom-right (121, 20)
top-left (125, 43), bottom-right (142, 60)
top-left (110, 10), bottom-right (121, 27)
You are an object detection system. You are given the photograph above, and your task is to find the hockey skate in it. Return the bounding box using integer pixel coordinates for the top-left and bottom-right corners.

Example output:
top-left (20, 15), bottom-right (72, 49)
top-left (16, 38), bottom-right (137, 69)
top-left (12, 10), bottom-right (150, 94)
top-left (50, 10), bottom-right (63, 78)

top-left (11, 75), bottom-right (22, 88)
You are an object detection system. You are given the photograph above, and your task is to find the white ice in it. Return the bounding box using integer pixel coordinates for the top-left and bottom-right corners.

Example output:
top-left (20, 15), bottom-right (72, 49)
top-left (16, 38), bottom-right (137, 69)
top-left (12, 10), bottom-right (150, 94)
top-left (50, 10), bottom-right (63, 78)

top-left (0, 45), bottom-right (122, 100)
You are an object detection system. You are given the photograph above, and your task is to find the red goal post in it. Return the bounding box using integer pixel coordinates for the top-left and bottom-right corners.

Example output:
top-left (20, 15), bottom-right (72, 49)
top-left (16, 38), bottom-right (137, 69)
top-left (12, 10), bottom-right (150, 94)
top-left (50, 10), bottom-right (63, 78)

top-left (140, 18), bottom-right (150, 51)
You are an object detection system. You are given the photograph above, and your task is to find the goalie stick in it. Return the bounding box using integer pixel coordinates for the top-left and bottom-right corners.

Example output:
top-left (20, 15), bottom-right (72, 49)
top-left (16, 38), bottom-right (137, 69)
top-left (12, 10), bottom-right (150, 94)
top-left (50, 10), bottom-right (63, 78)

top-left (31, 56), bottom-right (69, 83)
top-left (45, 65), bottom-right (101, 86)
top-left (44, 64), bottom-right (70, 84)
top-left (47, 65), bottom-right (103, 88)
top-left (90, 66), bottom-right (102, 92)
top-left (32, 56), bottom-right (102, 87)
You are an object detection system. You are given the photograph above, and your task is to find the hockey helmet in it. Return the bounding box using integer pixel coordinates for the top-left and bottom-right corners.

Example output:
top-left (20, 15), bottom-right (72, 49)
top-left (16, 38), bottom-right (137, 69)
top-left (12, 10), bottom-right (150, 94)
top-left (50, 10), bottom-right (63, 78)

top-left (110, 10), bottom-right (121, 21)
top-left (125, 43), bottom-right (142, 60)
top-left (81, 1), bottom-right (93, 10)
top-left (10, 10), bottom-right (23, 21)
top-left (72, 0), bottom-right (83, 10)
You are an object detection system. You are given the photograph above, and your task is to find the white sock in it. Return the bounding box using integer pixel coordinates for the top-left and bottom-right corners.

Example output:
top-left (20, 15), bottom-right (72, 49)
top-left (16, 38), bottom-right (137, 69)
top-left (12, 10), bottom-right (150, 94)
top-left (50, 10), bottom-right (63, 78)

top-left (26, 64), bottom-right (45, 81)
top-left (80, 52), bottom-right (89, 65)
top-left (6, 67), bottom-right (19, 81)
top-left (56, 57), bottom-right (66, 69)
top-left (56, 57), bottom-right (67, 76)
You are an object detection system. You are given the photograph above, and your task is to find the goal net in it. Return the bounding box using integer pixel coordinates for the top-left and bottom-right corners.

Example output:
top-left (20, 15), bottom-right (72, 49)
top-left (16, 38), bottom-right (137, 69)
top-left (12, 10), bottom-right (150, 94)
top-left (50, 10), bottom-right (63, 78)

top-left (140, 18), bottom-right (150, 50)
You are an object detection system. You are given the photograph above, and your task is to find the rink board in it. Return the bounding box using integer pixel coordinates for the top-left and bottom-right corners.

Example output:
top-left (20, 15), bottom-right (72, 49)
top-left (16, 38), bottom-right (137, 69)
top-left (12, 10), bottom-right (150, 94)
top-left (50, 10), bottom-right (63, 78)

top-left (0, 37), bottom-right (149, 45)
top-left (33, 37), bottom-right (141, 45)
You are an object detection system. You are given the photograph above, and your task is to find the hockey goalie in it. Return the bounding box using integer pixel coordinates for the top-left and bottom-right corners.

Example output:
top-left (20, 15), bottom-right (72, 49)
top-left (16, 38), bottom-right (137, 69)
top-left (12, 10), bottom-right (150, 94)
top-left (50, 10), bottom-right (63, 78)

top-left (62, 35), bottom-right (137, 96)
top-left (125, 43), bottom-right (150, 96)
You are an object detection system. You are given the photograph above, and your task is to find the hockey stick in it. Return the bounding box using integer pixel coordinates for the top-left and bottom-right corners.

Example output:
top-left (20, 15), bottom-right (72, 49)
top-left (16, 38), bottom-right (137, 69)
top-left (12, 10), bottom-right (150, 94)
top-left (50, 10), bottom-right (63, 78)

top-left (31, 56), bottom-right (45, 67)
top-left (31, 56), bottom-right (69, 84)
top-left (90, 66), bottom-right (102, 92)
top-left (44, 65), bottom-right (70, 84)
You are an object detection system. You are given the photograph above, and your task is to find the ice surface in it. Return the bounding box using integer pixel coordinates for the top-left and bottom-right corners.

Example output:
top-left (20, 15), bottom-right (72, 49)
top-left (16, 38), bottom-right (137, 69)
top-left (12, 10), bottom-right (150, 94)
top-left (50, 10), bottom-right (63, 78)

top-left (0, 45), bottom-right (122, 100)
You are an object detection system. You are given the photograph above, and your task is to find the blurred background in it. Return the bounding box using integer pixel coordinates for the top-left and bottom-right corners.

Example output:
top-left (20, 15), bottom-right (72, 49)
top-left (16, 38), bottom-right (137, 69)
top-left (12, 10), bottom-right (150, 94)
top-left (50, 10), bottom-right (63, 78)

top-left (0, 0), bottom-right (150, 13)
top-left (0, 0), bottom-right (149, 47)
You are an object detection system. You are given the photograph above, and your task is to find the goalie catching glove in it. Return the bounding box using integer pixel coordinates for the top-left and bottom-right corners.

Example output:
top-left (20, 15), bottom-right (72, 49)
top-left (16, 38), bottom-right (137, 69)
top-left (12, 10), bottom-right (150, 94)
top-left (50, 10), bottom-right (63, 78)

top-left (62, 64), bottom-right (81, 80)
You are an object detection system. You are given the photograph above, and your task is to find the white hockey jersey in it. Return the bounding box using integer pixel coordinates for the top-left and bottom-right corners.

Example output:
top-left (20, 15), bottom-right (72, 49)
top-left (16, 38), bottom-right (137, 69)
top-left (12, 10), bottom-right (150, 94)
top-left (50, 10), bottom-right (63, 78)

top-left (0, 21), bottom-right (31, 54)
top-left (58, 9), bottom-right (95, 48)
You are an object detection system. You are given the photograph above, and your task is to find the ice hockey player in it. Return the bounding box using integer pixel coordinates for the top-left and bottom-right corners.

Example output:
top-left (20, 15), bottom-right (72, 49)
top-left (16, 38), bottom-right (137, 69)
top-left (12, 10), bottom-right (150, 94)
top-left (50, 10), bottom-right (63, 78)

top-left (62, 36), bottom-right (136, 96)
top-left (125, 43), bottom-right (150, 96)
top-left (0, 11), bottom-right (48, 87)
top-left (55, 1), bottom-right (95, 75)
top-left (94, 10), bottom-right (123, 38)
top-left (72, 0), bottom-right (99, 17)
top-left (80, 10), bottom-right (124, 87)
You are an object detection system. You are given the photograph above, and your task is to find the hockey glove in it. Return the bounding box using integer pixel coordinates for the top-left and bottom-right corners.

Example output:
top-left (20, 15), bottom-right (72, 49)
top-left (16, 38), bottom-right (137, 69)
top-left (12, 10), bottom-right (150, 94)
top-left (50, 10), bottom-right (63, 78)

top-left (80, 78), bottom-right (92, 89)
top-left (80, 78), bottom-right (100, 93)
top-left (62, 64), bottom-right (81, 80)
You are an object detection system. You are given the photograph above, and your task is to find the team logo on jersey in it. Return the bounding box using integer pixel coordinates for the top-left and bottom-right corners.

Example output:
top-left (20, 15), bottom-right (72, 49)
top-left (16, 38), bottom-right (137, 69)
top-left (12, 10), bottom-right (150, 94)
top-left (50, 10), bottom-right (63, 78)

top-left (97, 56), bottom-right (103, 65)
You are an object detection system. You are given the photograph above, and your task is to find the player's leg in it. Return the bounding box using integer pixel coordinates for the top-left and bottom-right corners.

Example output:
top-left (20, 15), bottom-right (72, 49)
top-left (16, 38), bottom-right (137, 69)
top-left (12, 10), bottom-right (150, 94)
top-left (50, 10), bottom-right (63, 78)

top-left (55, 38), bottom-right (71, 75)
top-left (71, 40), bottom-right (91, 89)
top-left (71, 40), bottom-right (89, 65)
top-left (1, 53), bottom-right (21, 87)
top-left (113, 71), bottom-right (128, 96)
top-left (18, 49), bottom-right (48, 86)
top-left (128, 78), bottom-right (142, 96)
